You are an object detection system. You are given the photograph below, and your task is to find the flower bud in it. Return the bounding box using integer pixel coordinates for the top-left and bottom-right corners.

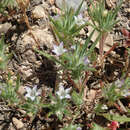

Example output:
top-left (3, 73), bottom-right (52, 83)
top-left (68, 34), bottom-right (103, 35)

top-left (8, 79), bottom-right (13, 85)
top-left (102, 10), bottom-right (108, 17)
top-left (0, 57), bottom-right (3, 62)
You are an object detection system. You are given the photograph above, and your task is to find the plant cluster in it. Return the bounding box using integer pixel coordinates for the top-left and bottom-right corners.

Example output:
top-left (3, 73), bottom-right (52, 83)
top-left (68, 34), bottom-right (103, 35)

top-left (0, 0), bottom-right (16, 14)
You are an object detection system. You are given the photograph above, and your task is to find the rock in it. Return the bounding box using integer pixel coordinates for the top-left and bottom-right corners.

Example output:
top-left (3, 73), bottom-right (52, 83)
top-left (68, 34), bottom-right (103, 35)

top-left (17, 109), bottom-right (27, 115)
top-left (0, 23), bottom-right (12, 34)
top-left (18, 65), bottom-right (32, 79)
top-left (55, 0), bottom-right (87, 12)
top-left (24, 50), bottom-right (37, 63)
top-left (16, 25), bottom-right (54, 53)
top-left (32, 5), bottom-right (47, 19)
top-left (12, 117), bottom-right (24, 129)
top-left (15, 25), bottom-right (55, 81)
top-left (87, 89), bottom-right (96, 101)
top-left (18, 86), bottom-right (26, 95)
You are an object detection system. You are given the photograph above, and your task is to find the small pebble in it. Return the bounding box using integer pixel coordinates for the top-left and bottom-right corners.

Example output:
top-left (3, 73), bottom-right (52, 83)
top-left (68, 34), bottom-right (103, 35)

top-left (12, 117), bottom-right (24, 129)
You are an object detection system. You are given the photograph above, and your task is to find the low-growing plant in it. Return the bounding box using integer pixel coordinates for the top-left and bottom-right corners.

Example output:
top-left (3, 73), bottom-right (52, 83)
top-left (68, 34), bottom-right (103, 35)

top-left (0, 0), bottom-right (16, 14)
top-left (61, 123), bottom-right (82, 130)
top-left (88, 0), bottom-right (123, 59)
top-left (0, 0), bottom-right (128, 129)
top-left (0, 35), bottom-right (11, 70)
top-left (42, 84), bottom-right (71, 120)
top-left (94, 77), bottom-right (130, 129)
top-left (50, 0), bottom-right (88, 46)
top-left (0, 73), bottom-right (20, 105)
top-left (102, 77), bottom-right (130, 104)
top-left (36, 30), bottom-right (100, 92)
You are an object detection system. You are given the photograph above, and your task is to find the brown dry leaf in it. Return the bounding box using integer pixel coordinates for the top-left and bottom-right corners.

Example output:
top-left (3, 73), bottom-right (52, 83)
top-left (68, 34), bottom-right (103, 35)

top-left (16, 0), bottom-right (30, 10)
top-left (106, 0), bottom-right (117, 8)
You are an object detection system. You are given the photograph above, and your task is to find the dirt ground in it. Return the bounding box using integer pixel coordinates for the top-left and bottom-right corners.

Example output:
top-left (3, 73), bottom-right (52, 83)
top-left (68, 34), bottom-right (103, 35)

top-left (0, 0), bottom-right (129, 129)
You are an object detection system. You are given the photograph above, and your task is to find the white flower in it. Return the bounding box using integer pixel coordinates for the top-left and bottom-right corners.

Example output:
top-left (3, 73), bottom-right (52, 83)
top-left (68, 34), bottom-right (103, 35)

top-left (122, 89), bottom-right (130, 97)
top-left (56, 85), bottom-right (71, 100)
top-left (74, 14), bottom-right (87, 26)
top-left (52, 42), bottom-right (67, 56)
top-left (101, 104), bottom-right (108, 110)
top-left (71, 45), bottom-right (77, 50)
top-left (25, 85), bottom-right (41, 101)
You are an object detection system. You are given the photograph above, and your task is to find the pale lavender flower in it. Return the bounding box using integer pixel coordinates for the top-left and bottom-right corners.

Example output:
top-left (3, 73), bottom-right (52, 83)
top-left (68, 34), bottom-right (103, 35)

top-left (56, 85), bottom-right (71, 100)
top-left (25, 85), bottom-right (41, 101)
top-left (74, 14), bottom-right (87, 26)
top-left (77, 127), bottom-right (82, 130)
top-left (52, 42), bottom-right (67, 56)
top-left (115, 79), bottom-right (124, 88)
top-left (52, 15), bottom-right (60, 20)
top-left (83, 56), bottom-right (90, 65)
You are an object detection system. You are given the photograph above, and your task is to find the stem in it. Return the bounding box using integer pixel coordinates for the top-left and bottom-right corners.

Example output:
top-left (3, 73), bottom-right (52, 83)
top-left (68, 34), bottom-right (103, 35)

top-left (67, 73), bottom-right (79, 91)
top-left (82, 71), bottom-right (89, 89)
top-left (99, 32), bottom-right (108, 60)
top-left (101, 42), bottom-right (118, 65)
top-left (113, 102), bottom-right (124, 114)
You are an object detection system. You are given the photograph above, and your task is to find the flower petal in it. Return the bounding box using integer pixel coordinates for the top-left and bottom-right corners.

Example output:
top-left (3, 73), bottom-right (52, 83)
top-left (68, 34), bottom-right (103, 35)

top-left (33, 85), bottom-right (37, 92)
top-left (65, 94), bottom-right (71, 99)
top-left (25, 87), bottom-right (31, 93)
top-left (65, 87), bottom-right (71, 93)
top-left (36, 89), bottom-right (42, 96)
top-left (59, 85), bottom-right (65, 92)
top-left (30, 96), bottom-right (35, 101)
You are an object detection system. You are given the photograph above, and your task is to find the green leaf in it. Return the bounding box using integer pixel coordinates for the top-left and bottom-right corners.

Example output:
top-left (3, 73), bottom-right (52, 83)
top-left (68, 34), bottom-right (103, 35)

top-left (72, 91), bottom-right (83, 105)
top-left (75, 0), bottom-right (85, 16)
top-left (35, 49), bottom-right (66, 67)
top-left (91, 123), bottom-right (105, 130)
top-left (102, 113), bottom-right (130, 122)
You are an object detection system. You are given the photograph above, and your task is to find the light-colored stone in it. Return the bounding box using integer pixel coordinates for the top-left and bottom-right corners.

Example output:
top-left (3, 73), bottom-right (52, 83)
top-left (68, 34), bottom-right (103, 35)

top-left (55, 0), bottom-right (87, 12)
top-left (0, 23), bottom-right (12, 34)
top-left (17, 109), bottom-right (27, 115)
top-left (87, 89), bottom-right (96, 101)
top-left (32, 5), bottom-right (47, 19)
top-left (12, 117), bottom-right (24, 129)
top-left (16, 25), bottom-right (54, 53)
top-left (19, 66), bottom-right (32, 79)
top-left (18, 86), bottom-right (26, 95)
